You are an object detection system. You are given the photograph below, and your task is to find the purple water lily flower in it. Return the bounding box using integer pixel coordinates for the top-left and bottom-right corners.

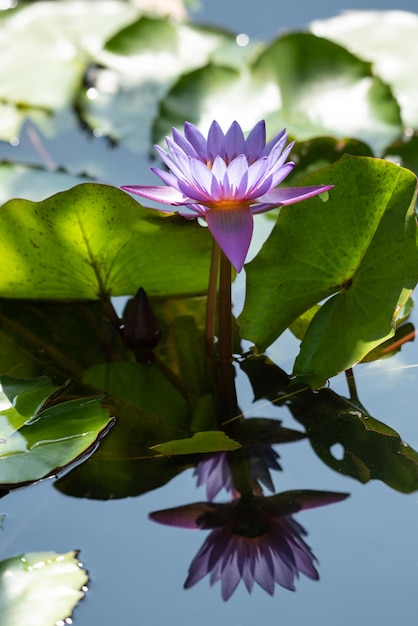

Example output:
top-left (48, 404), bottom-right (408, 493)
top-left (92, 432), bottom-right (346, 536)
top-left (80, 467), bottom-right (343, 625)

top-left (150, 489), bottom-right (349, 600)
top-left (194, 446), bottom-right (281, 501)
top-left (122, 120), bottom-right (333, 272)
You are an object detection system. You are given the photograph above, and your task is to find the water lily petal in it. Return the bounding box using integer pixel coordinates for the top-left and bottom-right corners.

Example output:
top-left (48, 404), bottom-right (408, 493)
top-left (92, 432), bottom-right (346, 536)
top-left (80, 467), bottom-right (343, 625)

top-left (246, 157), bottom-right (270, 193)
top-left (172, 127), bottom-right (199, 159)
top-left (151, 167), bottom-right (181, 190)
top-left (245, 120), bottom-right (266, 161)
top-left (121, 185), bottom-right (188, 205)
top-left (188, 158), bottom-right (215, 198)
top-left (184, 122), bottom-right (209, 160)
top-left (205, 205), bottom-right (254, 272)
top-left (226, 155), bottom-right (248, 196)
top-left (211, 155), bottom-right (228, 180)
top-left (262, 127), bottom-right (287, 157)
top-left (221, 547), bottom-right (242, 600)
top-left (269, 162), bottom-right (295, 187)
top-left (225, 121), bottom-right (246, 162)
top-left (208, 120), bottom-right (226, 161)
top-left (257, 185), bottom-right (334, 206)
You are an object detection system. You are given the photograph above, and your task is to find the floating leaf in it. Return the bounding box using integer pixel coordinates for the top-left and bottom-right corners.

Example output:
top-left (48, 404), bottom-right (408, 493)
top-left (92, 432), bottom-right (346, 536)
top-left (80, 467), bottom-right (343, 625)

top-left (240, 155), bottom-right (418, 388)
top-left (0, 0), bottom-right (138, 140)
top-left (311, 10), bottom-right (418, 129)
top-left (0, 183), bottom-right (211, 300)
top-left (155, 31), bottom-right (402, 155)
top-left (153, 63), bottom-right (259, 144)
top-left (0, 376), bottom-right (112, 488)
top-left (83, 17), bottom-right (233, 152)
top-left (151, 431), bottom-right (240, 456)
top-left (0, 550), bottom-right (88, 626)
top-left (253, 31), bottom-right (402, 153)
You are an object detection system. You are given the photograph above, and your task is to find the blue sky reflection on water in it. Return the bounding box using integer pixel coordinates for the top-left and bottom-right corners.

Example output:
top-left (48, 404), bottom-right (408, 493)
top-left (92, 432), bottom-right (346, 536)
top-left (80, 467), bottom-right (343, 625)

top-left (0, 1), bottom-right (418, 625)
top-left (195, 0), bottom-right (418, 38)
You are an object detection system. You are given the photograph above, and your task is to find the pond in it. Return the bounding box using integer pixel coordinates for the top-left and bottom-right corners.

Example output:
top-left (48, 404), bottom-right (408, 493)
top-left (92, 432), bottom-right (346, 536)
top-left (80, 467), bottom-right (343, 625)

top-left (0, 1), bottom-right (418, 625)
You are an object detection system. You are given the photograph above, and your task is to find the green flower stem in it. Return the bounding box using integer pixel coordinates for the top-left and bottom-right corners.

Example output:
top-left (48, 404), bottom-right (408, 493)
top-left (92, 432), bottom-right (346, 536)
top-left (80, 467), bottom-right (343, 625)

top-left (205, 240), bottom-right (220, 358)
top-left (215, 248), bottom-right (240, 421)
top-left (218, 248), bottom-right (232, 362)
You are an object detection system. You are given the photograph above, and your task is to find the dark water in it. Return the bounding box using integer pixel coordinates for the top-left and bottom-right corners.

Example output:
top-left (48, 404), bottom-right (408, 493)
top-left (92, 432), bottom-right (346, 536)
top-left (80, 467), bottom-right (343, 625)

top-left (1, 2), bottom-right (418, 625)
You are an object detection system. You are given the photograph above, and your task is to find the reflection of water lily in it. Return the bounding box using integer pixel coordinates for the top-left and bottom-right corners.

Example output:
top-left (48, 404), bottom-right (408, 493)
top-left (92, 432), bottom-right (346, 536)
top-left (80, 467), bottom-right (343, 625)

top-left (150, 489), bottom-right (349, 600)
top-left (122, 120), bottom-right (333, 271)
top-left (195, 446), bottom-right (281, 500)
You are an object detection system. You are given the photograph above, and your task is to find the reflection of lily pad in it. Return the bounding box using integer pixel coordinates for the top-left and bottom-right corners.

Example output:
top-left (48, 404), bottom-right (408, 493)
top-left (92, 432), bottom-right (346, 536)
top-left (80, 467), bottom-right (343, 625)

top-left (0, 376), bottom-right (112, 488)
top-left (54, 361), bottom-right (193, 499)
top-left (240, 355), bottom-right (418, 493)
top-left (0, 550), bottom-right (88, 626)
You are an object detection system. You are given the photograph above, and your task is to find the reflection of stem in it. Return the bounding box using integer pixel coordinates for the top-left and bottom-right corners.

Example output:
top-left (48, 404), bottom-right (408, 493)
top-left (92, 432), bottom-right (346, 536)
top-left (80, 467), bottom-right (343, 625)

top-left (205, 241), bottom-right (220, 358)
top-left (345, 367), bottom-right (359, 403)
top-left (229, 449), bottom-right (261, 498)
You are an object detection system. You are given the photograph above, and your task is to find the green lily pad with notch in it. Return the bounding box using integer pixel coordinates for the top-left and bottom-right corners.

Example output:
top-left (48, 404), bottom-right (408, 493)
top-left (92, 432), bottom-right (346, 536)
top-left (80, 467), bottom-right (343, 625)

top-left (240, 155), bottom-right (418, 388)
top-left (0, 183), bottom-right (212, 300)
top-left (0, 550), bottom-right (88, 626)
top-left (0, 376), bottom-right (112, 488)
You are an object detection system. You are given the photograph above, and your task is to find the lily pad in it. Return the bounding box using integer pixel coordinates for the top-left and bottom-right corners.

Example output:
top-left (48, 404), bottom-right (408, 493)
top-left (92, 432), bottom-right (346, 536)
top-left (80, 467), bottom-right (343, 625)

top-left (311, 10), bottom-right (418, 129)
top-left (0, 376), bottom-right (112, 488)
top-left (253, 31), bottom-right (401, 153)
top-left (0, 0), bottom-right (138, 140)
top-left (155, 30), bottom-right (401, 155)
top-left (82, 17), bottom-right (234, 152)
top-left (151, 431), bottom-right (240, 455)
top-left (0, 550), bottom-right (88, 626)
top-left (0, 183), bottom-right (212, 300)
top-left (240, 155), bottom-right (418, 388)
